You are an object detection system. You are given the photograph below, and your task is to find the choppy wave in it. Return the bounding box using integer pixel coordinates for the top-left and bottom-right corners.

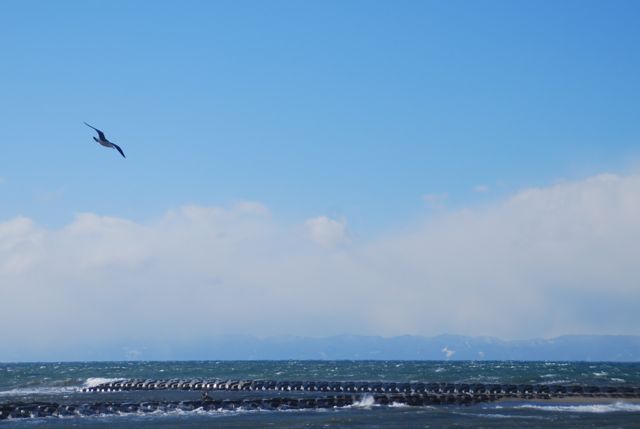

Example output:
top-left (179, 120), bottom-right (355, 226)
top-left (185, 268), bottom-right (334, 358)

top-left (0, 377), bottom-right (125, 397)
top-left (455, 411), bottom-right (551, 420)
top-left (3, 403), bottom-right (379, 424)
top-left (351, 394), bottom-right (376, 408)
top-left (389, 401), bottom-right (410, 408)
top-left (5, 406), bottom-right (265, 422)
top-left (82, 377), bottom-right (125, 389)
top-left (514, 402), bottom-right (640, 413)
top-left (2, 361), bottom-right (640, 427)
top-left (0, 386), bottom-right (76, 397)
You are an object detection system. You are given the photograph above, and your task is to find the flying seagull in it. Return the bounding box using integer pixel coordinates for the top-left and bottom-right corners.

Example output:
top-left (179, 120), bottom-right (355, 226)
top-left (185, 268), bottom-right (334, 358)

top-left (84, 122), bottom-right (126, 158)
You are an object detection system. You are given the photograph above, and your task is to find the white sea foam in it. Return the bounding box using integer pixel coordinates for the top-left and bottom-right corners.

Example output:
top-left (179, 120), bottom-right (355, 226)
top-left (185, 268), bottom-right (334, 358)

top-left (18, 403), bottom-right (349, 422)
top-left (456, 411), bottom-right (550, 420)
top-left (0, 377), bottom-right (124, 397)
top-left (0, 386), bottom-right (76, 397)
top-left (16, 407), bottom-right (265, 422)
top-left (515, 402), bottom-right (640, 413)
top-left (82, 377), bottom-right (125, 389)
top-left (545, 379), bottom-right (573, 385)
top-left (351, 394), bottom-right (376, 408)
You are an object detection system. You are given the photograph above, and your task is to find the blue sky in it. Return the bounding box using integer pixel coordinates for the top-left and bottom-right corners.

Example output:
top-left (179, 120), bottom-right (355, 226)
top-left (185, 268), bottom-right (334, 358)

top-left (2, 0), bottom-right (638, 232)
top-left (1, 1), bottom-right (640, 360)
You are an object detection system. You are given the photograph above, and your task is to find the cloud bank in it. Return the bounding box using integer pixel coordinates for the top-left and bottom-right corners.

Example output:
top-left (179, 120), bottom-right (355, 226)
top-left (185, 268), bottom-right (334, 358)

top-left (1, 174), bottom-right (639, 359)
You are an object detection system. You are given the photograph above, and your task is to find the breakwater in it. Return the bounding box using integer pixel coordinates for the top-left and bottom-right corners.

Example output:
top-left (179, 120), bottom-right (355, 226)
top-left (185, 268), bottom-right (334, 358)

top-left (0, 394), bottom-right (492, 419)
top-left (82, 378), bottom-right (640, 398)
top-left (2, 378), bottom-right (639, 420)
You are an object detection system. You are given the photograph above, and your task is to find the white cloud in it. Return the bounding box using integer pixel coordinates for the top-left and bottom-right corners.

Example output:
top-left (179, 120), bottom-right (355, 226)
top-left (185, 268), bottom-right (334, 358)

top-left (233, 200), bottom-right (271, 216)
top-left (0, 217), bottom-right (44, 274)
top-left (303, 216), bottom-right (350, 248)
top-left (2, 175), bottom-right (640, 358)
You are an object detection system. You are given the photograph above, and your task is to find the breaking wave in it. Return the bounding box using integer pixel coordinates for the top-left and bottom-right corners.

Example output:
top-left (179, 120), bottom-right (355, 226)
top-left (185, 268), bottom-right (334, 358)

top-left (514, 402), bottom-right (640, 413)
top-left (351, 394), bottom-right (376, 408)
top-left (82, 378), bottom-right (125, 389)
top-left (0, 386), bottom-right (76, 397)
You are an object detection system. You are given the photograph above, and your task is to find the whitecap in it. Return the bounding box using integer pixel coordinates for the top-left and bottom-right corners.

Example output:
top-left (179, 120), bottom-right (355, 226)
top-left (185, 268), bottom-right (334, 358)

top-left (455, 411), bottom-right (550, 420)
top-left (0, 386), bottom-right (76, 397)
top-left (545, 379), bottom-right (573, 385)
top-left (82, 377), bottom-right (125, 389)
top-left (515, 402), bottom-right (640, 413)
top-left (351, 394), bottom-right (376, 408)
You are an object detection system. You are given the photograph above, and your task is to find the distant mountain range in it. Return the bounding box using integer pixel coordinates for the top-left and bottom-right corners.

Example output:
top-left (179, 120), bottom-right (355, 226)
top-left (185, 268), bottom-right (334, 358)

top-left (7, 334), bottom-right (640, 362)
top-left (145, 334), bottom-right (640, 362)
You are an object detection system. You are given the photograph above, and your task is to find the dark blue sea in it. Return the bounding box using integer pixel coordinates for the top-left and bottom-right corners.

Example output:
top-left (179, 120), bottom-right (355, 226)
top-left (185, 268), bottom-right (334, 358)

top-left (1, 361), bottom-right (639, 428)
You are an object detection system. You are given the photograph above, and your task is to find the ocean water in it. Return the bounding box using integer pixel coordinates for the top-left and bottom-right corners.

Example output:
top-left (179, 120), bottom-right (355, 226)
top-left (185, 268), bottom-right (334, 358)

top-left (1, 361), bottom-right (639, 428)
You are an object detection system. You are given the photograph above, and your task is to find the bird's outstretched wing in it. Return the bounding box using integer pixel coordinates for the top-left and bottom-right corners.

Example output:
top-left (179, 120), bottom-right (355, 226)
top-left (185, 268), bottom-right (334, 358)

top-left (112, 143), bottom-right (126, 158)
top-left (84, 122), bottom-right (107, 141)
